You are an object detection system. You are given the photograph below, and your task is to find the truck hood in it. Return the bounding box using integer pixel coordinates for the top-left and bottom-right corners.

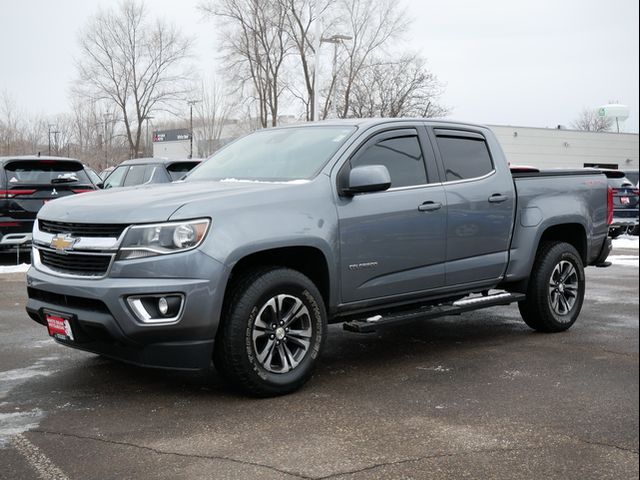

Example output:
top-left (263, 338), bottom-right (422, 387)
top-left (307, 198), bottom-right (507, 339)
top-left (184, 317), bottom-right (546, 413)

top-left (38, 180), bottom-right (309, 224)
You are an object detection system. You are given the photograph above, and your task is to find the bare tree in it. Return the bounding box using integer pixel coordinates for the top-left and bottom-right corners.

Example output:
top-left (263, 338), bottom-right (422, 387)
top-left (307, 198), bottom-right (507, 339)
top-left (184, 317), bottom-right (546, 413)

top-left (0, 90), bottom-right (21, 155)
top-left (571, 108), bottom-right (613, 132)
top-left (201, 0), bottom-right (291, 128)
top-left (195, 77), bottom-right (235, 155)
top-left (335, 0), bottom-right (408, 118)
top-left (75, 0), bottom-right (193, 158)
top-left (280, 0), bottom-right (335, 121)
top-left (347, 54), bottom-right (448, 118)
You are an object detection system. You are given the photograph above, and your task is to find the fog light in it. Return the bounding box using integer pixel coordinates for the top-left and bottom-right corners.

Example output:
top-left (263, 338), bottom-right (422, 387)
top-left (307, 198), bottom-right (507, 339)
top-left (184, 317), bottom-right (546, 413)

top-left (158, 297), bottom-right (169, 315)
top-left (127, 294), bottom-right (184, 323)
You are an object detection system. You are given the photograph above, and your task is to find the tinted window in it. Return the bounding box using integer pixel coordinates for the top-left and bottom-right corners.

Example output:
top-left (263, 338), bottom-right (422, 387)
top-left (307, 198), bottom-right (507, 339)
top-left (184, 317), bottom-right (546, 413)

top-left (5, 160), bottom-right (91, 185)
top-left (167, 161), bottom-right (200, 181)
top-left (103, 166), bottom-right (128, 189)
top-left (436, 136), bottom-right (494, 182)
top-left (352, 135), bottom-right (427, 188)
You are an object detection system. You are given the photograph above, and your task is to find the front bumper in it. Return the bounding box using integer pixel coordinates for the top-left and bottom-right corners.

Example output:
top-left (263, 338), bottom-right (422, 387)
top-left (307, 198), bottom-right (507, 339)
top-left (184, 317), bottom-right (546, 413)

top-left (25, 250), bottom-right (229, 370)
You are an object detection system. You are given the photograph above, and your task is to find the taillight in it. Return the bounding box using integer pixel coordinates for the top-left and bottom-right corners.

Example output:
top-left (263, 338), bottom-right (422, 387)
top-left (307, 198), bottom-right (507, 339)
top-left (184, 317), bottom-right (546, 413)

top-left (0, 189), bottom-right (37, 198)
top-left (607, 187), bottom-right (614, 225)
top-left (71, 189), bottom-right (95, 194)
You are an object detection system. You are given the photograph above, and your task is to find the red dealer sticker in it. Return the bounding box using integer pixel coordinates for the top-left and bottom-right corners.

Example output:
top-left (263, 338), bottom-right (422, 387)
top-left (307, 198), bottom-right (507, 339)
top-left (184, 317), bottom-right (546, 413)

top-left (45, 313), bottom-right (74, 341)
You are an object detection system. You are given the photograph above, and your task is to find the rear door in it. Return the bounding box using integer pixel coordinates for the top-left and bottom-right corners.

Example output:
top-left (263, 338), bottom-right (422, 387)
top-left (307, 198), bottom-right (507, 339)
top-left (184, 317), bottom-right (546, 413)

top-left (431, 129), bottom-right (515, 286)
top-left (337, 127), bottom-right (447, 303)
top-left (2, 159), bottom-right (95, 220)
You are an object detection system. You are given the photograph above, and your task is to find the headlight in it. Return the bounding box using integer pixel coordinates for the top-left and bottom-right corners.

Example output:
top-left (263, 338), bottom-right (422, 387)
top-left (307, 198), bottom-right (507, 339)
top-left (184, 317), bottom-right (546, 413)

top-left (117, 219), bottom-right (210, 260)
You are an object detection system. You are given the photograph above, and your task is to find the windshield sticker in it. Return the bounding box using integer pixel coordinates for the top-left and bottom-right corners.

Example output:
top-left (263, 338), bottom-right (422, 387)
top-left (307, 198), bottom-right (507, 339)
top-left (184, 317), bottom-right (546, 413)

top-left (9, 177), bottom-right (18, 183)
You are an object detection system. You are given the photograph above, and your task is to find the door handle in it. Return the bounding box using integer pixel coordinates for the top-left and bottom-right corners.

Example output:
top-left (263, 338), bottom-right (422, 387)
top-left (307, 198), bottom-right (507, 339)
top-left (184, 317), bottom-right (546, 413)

top-left (488, 194), bottom-right (508, 203)
top-left (418, 201), bottom-right (442, 212)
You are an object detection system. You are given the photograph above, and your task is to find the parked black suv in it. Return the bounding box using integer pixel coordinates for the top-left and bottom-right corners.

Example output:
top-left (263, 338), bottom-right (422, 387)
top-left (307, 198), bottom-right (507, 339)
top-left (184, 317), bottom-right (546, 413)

top-left (0, 156), bottom-right (99, 250)
top-left (603, 170), bottom-right (639, 238)
top-left (102, 158), bottom-right (201, 189)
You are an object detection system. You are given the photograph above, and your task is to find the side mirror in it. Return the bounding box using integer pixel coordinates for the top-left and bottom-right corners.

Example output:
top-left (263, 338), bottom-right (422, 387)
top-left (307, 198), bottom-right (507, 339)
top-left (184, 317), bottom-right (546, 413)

top-left (343, 165), bottom-right (391, 195)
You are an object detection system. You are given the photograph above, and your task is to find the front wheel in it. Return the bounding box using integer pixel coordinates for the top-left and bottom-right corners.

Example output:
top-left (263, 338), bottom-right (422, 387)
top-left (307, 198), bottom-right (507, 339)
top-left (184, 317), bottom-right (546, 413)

top-left (214, 268), bottom-right (327, 397)
top-left (518, 242), bottom-right (585, 333)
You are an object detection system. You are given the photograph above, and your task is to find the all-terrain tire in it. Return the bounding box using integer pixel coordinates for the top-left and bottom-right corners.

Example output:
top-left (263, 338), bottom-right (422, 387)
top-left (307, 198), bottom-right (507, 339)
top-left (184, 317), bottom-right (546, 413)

top-left (213, 267), bottom-right (327, 397)
top-left (518, 241), bottom-right (585, 333)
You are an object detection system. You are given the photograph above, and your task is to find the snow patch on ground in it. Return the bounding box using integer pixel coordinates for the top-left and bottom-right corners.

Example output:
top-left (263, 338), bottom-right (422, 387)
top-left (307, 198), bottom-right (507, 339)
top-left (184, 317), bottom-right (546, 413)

top-left (0, 410), bottom-right (44, 447)
top-left (0, 357), bottom-right (59, 446)
top-left (607, 255), bottom-right (639, 268)
top-left (612, 235), bottom-right (639, 250)
top-left (0, 263), bottom-right (29, 274)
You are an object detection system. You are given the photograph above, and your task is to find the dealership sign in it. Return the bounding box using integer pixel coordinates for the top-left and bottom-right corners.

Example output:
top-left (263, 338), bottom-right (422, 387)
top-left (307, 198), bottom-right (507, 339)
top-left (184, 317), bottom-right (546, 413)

top-left (153, 129), bottom-right (192, 142)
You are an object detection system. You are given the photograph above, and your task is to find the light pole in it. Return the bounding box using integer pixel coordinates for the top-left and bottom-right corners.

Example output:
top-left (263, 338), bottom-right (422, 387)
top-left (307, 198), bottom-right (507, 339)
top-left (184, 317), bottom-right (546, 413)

top-left (312, 33), bottom-right (352, 121)
top-left (103, 113), bottom-right (111, 165)
top-left (187, 99), bottom-right (200, 158)
top-left (48, 124), bottom-right (56, 155)
top-left (143, 115), bottom-right (154, 157)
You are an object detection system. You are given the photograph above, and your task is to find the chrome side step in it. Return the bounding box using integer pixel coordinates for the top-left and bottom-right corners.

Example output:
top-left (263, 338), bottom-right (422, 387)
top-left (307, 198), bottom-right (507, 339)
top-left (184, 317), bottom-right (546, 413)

top-left (343, 291), bottom-right (525, 333)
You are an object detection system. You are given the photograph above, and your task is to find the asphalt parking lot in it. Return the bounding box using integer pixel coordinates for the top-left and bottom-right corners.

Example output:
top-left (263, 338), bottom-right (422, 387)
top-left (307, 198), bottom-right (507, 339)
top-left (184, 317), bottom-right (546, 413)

top-left (0, 242), bottom-right (638, 480)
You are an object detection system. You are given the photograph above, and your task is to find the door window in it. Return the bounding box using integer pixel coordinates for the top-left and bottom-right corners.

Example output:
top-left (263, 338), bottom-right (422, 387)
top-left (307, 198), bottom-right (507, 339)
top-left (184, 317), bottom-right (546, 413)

top-left (436, 136), bottom-right (493, 182)
top-left (351, 135), bottom-right (427, 188)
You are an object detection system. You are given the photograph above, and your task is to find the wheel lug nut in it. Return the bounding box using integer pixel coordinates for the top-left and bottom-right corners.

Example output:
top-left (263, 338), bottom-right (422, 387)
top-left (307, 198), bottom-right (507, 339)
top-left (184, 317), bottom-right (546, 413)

top-left (276, 341), bottom-right (280, 345)
top-left (285, 328), bottom-right (289, 332)
top-left (279, 321), bottom-right (284, 326)
top-left (270, 334), bottom-right (275, 339)
top-left (271, 324), bottom-right (276, 329)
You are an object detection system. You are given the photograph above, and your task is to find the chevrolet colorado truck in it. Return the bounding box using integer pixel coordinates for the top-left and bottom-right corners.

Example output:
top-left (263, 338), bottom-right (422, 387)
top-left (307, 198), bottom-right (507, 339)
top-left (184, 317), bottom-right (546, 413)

top-left (25, 119), bottom-right (613, 396)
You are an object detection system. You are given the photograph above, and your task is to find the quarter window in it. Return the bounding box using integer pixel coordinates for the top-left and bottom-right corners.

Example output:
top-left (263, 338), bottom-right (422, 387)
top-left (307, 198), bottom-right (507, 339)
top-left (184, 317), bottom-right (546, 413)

top-left (352, 135), bottom-right (427, 188)
top-left (436, 136), bottom-right (493, 182)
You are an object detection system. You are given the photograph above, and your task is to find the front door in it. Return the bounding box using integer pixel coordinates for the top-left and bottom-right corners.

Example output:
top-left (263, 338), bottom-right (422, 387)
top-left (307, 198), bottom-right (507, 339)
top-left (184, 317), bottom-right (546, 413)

top-left (337, 128), bottom-right (447, 304)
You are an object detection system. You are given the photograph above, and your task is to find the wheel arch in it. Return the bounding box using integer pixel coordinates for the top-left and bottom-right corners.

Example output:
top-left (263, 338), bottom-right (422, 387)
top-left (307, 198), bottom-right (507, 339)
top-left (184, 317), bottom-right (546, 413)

top-left (223, 245), bottom-right (332, 314)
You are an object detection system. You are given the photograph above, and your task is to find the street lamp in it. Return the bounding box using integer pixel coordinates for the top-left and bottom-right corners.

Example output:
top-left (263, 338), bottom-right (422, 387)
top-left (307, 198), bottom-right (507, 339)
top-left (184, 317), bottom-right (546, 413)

top-left (48, 124), bottom-right (57, 156)
top-left (143, 115), bottom-right (154, 157)
top-left (187, 99), bottom-right (200, 158)
top-left (312, 33), bottom-right (352, 121)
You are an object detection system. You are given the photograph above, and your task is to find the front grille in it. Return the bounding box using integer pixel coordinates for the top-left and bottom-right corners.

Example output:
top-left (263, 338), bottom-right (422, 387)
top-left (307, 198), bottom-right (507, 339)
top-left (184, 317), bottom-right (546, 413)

top-left (27, 287), bottom-right (110, 314)
top-left (39, 219), bottom-right (128, 238)
top-left (39, 249), bottom-right (113, 276)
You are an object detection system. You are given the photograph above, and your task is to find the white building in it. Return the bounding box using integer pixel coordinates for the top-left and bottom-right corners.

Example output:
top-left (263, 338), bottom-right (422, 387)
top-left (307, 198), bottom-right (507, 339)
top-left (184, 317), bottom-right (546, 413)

top-left (489, 125), bottom-right (639, 171)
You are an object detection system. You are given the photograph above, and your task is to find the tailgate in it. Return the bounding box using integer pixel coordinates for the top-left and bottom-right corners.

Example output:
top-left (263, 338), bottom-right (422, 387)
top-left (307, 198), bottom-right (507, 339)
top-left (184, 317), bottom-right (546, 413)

top-left (2, 159), bottom-right (95, 220)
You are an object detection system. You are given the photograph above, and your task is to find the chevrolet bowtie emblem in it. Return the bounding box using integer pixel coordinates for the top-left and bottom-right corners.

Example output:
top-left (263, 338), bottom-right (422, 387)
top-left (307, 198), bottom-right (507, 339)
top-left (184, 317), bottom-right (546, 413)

top-left (50, 234), bottom-right (77, 253)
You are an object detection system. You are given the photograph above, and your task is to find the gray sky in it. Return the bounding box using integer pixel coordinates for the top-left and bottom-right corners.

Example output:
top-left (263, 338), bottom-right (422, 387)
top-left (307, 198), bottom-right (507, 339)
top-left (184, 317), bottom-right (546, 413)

top-left (1, 0), bottom-right (638, 132)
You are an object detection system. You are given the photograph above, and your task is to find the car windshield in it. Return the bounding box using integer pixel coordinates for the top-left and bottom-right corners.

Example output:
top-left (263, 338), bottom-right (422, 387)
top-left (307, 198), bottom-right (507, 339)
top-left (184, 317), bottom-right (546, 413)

top-left (185, 126), bottom-right (356, 182)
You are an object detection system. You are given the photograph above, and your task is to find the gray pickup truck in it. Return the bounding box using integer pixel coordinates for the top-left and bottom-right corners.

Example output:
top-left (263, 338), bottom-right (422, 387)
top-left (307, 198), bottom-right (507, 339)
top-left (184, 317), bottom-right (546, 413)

top-left (26, 119), bottom-right (613, 396)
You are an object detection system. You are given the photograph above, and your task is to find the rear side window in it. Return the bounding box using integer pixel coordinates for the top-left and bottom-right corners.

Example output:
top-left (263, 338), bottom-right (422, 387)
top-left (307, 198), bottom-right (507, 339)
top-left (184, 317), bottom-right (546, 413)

top-left (436, 136), bottom-right (494, 182)
top-left (167, 162), bottom-right (200, 181)
top-left (4, 160), bottom-right (91, 185)
top-left (352, 135), bottom-right (427, 188)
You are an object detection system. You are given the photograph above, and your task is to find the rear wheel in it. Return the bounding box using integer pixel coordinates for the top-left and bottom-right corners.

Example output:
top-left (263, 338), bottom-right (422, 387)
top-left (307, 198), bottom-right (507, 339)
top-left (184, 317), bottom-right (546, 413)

top-left (518, 242), bottom-right (585, 332)
top-left (214, 268), bottom-right (326, 397)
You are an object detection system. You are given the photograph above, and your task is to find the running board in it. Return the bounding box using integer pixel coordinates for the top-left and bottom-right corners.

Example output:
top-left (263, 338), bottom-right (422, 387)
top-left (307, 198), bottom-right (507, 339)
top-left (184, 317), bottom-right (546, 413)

top-left (342, 292), bottom-right (526, 333)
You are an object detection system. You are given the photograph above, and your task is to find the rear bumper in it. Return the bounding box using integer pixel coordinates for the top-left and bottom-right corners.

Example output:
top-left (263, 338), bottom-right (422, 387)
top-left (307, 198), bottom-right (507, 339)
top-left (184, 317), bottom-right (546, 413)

top-left (0, 219), bottom-right (34, 248)
top-left (25, 250), bottom-right (229, 370)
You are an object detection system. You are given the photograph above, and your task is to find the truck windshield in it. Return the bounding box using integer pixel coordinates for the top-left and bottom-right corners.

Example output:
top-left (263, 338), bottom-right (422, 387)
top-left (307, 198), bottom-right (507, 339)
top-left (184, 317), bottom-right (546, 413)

top-left (186, 126), bottom-right (356, 182)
